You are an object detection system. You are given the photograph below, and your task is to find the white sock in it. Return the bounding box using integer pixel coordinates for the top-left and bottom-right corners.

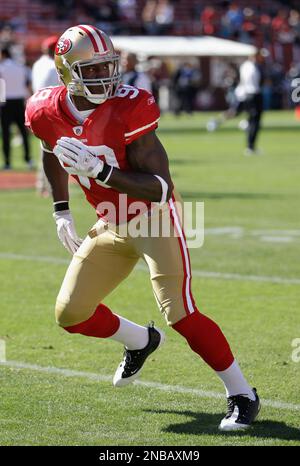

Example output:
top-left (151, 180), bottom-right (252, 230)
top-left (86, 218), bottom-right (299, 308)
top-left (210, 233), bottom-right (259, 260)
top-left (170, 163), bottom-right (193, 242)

top-left (216, 360), bottom-right (255, 400)
top-left (110, 315), bottom-right (149, 350)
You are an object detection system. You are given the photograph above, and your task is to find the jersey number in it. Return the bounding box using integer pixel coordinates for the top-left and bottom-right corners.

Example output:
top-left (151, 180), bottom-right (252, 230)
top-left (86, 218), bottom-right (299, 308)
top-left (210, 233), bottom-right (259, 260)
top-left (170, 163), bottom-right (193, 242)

top-left (116, 85), bottom-right (139, 99)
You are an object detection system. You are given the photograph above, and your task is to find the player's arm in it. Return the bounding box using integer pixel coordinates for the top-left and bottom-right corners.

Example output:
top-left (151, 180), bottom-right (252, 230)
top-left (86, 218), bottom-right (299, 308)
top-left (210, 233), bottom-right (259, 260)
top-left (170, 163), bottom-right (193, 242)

top-left (42, 142), bottom-right (82, 254)
top-left (54, 132), bottom-right (174, 203)
top-left (43, 148), bottom-right (69, 202)
top-left (109, 131), bottom-right (173, 202)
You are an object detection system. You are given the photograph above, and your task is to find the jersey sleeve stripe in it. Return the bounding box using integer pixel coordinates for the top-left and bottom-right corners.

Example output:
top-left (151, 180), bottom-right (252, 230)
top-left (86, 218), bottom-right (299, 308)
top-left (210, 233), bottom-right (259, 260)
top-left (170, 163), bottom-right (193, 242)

top-left (124, 118), bottom-right (160, 138)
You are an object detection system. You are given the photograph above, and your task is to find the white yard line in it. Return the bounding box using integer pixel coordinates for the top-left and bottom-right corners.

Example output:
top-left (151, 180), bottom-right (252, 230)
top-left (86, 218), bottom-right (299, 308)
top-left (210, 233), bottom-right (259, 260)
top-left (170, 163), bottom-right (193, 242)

top-left (1, 359), bottom-right (299, 412)
top-left (1, 252), bottom-right (300, 285)
top-left (0, 253), bottom-right (69, 265)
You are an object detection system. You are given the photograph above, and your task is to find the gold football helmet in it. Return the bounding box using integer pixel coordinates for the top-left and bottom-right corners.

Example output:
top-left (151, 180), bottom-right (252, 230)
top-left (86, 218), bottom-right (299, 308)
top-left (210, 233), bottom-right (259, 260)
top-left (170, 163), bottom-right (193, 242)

top-left (55, 25), bottom-right (121, 104)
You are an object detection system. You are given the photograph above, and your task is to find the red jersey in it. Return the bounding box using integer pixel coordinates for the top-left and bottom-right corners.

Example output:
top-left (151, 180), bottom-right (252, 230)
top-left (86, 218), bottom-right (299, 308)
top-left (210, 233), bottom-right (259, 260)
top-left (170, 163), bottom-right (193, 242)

top-left (25, 85), bottom-right (160, 223)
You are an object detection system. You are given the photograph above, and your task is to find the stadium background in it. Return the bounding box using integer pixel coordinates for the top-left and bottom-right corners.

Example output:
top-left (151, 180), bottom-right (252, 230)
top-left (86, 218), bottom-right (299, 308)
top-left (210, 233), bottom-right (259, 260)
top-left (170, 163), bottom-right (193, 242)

top-left (0, 0), bottom-right (300, 447)
top-left (1, 0), bottom-right (300, 110)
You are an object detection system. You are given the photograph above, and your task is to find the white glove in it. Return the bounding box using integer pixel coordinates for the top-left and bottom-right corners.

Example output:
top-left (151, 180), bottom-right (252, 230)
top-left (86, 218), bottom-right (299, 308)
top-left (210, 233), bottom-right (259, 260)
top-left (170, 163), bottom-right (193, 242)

top-left (53, 137), bottom-right (104, 178)
top-left (53, 210), bottom-right (83, 254)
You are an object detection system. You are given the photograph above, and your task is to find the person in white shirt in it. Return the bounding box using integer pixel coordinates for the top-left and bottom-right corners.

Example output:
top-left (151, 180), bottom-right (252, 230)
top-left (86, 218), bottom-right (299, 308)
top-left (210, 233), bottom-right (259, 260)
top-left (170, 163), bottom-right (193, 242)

top-left (0, 47), bottom-right (32, 169)
top-left (239, 51), bottom-right (265, 155)
top-left (31, 36), bottom-right (59, 195)
top-left (32, 36), bottom-right (59, 93)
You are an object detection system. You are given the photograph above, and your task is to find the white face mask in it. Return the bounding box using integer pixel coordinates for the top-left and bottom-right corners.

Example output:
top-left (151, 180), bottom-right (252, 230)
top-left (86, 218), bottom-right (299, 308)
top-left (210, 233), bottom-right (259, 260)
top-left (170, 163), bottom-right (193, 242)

top-left (68, 57), bottom-right (121, 105)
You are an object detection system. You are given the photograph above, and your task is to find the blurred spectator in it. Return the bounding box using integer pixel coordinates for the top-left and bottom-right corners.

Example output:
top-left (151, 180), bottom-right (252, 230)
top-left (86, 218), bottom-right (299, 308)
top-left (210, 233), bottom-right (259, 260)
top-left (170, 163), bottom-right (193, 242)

top-left (240, 8), bottom-right (257, 44)
top-left (272, 9), bottom-right (289, 36)
top-left (155, 0), bottom-right (174, 35)
top-left (0, 25), bottom-right (15, 49)
top-left (142, 0), bottom-right (158, 35)
top-left (173, 62), bottom-right (201, 115)
top-left (9, 16), bottom-right (27, 34)
top-left (259, 10), bottom-right (272, 43)
top-left (96, 0), bottom-right (120, 34)
top-left (147, 57), bottom-right (171, 106)
top-left (31, 35), bottom-right (60, 196)
top-left (121, 52), bottom-right (152, 92)
top-left (239, 50), bottom-right (266, 154)
top-left (200, 6), bottom-right (219, 35)
top-left (223, 3), bottom-right (244, 37)
top-left (289, 9), bottom-right (300, 44)
top-left (0, 47), bottom-right (32, 170)
top-left (0, 24), bottom-right (25, 64)
top-left (118, 0), bottom-right (137, 21)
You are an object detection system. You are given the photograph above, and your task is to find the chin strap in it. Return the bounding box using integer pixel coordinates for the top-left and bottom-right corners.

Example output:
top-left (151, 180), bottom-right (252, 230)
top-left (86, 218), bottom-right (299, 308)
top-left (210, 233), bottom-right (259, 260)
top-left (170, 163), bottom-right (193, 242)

top-left (85, 92), bottom-right (107, 104)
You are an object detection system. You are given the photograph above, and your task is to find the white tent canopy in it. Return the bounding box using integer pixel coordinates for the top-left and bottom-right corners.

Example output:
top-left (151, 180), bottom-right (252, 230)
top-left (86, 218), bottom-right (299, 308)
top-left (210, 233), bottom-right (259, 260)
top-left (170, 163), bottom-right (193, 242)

top-left (112, 36), bottom-right (257, 58)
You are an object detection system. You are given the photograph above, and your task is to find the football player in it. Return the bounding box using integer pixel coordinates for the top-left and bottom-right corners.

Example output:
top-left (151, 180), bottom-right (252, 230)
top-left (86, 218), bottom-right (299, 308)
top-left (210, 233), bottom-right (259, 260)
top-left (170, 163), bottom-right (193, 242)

top-left (25, 25), bottom-right (260, 431)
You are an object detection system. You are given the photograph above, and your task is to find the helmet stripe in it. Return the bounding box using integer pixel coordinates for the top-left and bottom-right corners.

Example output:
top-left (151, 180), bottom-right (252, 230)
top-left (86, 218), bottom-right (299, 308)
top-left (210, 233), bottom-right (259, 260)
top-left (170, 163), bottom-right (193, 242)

top-left (78, 25), bottom-right (108, 54)
top-left (77, 25), bottom-right (99, 52)
top-left (89, 25), bottom-right (108, 52)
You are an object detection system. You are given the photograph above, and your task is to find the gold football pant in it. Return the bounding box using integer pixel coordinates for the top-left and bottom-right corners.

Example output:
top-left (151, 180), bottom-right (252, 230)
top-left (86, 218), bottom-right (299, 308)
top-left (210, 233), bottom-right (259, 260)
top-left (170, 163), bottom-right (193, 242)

top-left (55, 196), bottom-right (197, 328)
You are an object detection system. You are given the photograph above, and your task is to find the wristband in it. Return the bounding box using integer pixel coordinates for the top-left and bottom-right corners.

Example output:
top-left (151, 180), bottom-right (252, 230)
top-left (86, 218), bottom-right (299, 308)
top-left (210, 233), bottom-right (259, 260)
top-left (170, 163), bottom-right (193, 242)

top-left (53, 201), bottom-right (69, 212)
top-left (96, 163), bottom-right (114, 184)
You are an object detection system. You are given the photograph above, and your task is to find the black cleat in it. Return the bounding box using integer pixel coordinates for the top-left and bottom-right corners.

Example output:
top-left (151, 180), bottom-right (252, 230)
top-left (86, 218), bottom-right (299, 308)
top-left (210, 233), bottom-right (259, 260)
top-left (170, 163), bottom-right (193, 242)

top-left (219, 388), bottom-right (261, 431)
top-left (113, 322), bottom-right (165, 387)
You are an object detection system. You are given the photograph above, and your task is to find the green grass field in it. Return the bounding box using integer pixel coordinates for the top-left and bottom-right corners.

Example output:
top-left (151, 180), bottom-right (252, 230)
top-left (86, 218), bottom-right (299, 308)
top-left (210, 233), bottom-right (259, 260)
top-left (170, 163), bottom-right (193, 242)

top-left (0, 111), bottom-right (300, 446)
